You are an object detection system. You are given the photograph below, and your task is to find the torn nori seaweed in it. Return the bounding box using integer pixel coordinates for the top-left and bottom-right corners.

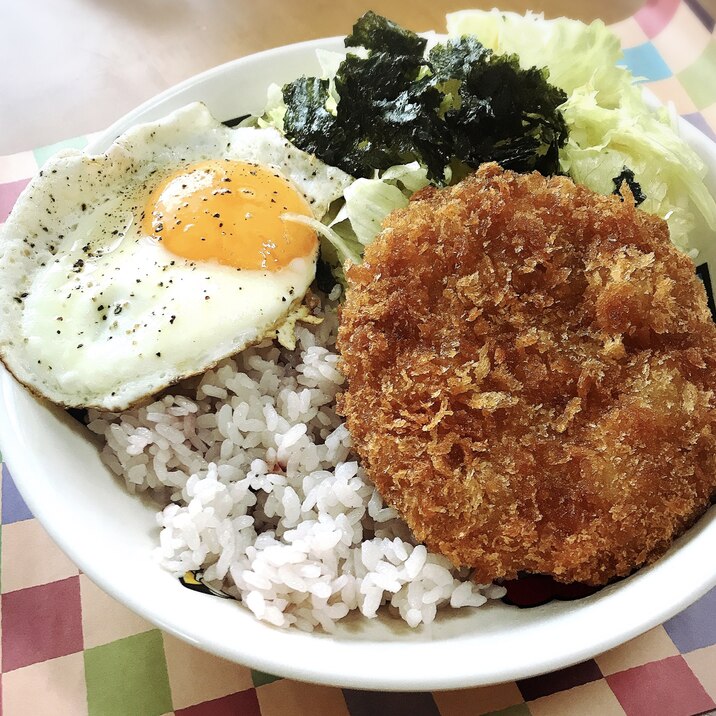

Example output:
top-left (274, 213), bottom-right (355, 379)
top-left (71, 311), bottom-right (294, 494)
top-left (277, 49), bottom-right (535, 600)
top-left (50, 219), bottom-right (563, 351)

top-left (612, 166), bottom-right (647, 206)
top-left (281, 11), bottom-right (569, 183)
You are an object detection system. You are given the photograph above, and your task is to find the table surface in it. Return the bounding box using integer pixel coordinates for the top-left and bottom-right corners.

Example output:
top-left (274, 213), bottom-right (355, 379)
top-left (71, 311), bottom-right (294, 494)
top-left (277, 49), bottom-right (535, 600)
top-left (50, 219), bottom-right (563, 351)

top-left (3, 0), bottom-right (716, 153)
top-left (7, 0), bottom-right (716, 154)
top-left (2, 1), bottom-right (716, 716)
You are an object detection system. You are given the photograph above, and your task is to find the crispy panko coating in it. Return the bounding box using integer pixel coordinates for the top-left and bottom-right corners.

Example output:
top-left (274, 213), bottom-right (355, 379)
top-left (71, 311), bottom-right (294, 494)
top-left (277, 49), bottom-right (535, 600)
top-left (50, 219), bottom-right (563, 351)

top-left (337, 163), bottom-right (716, 586)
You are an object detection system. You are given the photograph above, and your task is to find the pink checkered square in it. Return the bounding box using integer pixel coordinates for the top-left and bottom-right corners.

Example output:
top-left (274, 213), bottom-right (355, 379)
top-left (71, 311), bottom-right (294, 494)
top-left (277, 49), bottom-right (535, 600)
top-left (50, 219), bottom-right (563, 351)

top-left (1, 576), bottom-right (83, 672)
top-left (607, 655), bottom-right (716, 716)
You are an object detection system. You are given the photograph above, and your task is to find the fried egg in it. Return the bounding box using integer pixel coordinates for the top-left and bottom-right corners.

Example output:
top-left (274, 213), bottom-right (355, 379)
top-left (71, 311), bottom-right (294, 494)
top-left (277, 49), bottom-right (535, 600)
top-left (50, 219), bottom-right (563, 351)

top-left (0, 103), bottom-right (352, 410)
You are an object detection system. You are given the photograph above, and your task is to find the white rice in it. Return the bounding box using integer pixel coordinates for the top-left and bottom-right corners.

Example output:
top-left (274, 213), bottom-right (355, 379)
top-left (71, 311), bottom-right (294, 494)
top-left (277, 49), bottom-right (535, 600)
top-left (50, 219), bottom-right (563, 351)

top-left (87, 296), bottom-right (505, 631)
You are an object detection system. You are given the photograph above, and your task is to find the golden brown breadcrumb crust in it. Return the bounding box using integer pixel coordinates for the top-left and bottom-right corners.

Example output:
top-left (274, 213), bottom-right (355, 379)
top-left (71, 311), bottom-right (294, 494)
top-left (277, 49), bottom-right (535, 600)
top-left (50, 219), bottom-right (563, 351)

top-left (337, 163), bottom-right (716, 586)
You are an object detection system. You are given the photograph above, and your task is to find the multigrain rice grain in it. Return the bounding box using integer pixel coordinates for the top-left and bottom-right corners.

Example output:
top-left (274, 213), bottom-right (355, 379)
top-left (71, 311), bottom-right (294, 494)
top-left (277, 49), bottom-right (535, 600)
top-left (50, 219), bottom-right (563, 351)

top-left (87, 297), bottom-right (505, 630)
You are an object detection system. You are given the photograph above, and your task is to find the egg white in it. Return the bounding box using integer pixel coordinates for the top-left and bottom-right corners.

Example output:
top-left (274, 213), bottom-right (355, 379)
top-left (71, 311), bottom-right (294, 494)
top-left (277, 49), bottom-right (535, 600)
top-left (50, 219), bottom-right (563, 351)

top-left (0, 103), bottom-right (353, 410)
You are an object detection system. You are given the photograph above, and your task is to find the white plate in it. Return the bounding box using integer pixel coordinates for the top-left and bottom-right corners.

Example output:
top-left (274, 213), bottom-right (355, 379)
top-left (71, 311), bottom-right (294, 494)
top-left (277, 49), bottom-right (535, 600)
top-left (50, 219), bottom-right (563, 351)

top-left (2, 37), bottom-right (716, 691)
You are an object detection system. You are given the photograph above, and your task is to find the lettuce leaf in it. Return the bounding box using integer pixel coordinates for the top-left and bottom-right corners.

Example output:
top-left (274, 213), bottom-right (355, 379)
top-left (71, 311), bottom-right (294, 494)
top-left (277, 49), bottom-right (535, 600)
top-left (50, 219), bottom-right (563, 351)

top-left (447, 9), bottom-right (716, 254)
top-left (558, 85), bottom-right (716, 253)
top-left (320, 162), bottom-right (430, 285)
top-left (342, 179), bottom-right (409, 246)
top-left (256, 83), bottom-right (286, 132)
top-left (447, 10), bottom-right (631, 103)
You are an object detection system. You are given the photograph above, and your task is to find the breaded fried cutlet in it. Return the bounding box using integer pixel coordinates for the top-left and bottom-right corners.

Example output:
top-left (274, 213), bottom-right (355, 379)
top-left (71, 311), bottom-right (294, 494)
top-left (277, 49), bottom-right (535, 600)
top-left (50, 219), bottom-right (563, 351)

top-left (337, 162), bottom-right (716, 586)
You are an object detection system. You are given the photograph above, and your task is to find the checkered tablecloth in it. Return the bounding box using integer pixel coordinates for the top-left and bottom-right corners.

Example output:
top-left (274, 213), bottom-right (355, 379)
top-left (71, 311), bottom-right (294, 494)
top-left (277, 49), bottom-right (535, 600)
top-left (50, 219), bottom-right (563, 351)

top-left (1, 1), bottom-right (716, 714)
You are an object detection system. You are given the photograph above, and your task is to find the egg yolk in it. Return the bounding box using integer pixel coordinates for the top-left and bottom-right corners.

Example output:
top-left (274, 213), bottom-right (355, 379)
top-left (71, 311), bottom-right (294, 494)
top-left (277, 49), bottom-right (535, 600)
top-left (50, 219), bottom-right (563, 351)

top-left (142, 160), bottom-right (317, 270)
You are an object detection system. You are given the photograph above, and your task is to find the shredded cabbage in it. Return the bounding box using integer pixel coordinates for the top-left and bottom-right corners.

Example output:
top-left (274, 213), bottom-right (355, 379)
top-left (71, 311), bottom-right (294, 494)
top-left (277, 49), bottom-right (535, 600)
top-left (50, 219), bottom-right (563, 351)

top-left (341, 180), bottom-right (409, 246)
top-left (447, 10), bottom-right (632, 102)
top-left (324, 163), bottom-right (430, 282)
top-left (282, 212), bottom-right (361, 266)
top-left (331, 162), bottom-right (429, 244)
top-left (315, 49), bottom-right (344, 114)
top-left (256, 83), bottom-right (286, 132)
top-left (447, 9), bottom-right (716, 254)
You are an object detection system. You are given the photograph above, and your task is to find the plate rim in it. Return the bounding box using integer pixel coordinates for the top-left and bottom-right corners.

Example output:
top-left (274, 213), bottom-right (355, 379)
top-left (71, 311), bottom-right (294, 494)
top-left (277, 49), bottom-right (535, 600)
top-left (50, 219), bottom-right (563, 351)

top-left (2, 34), bottom-right (716, 691)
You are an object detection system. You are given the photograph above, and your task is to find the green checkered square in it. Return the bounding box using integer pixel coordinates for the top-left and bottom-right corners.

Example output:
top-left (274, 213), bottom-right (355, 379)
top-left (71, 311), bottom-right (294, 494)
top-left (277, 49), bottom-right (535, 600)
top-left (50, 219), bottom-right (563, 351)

top-left (84, 629), bottom-right (172, 716)
top-left (678, 39), bottom-right (716, 109)
top-left (486, 705), bottom-right (531, 716)
top-left (251, 669), bottom-right (282, 687)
